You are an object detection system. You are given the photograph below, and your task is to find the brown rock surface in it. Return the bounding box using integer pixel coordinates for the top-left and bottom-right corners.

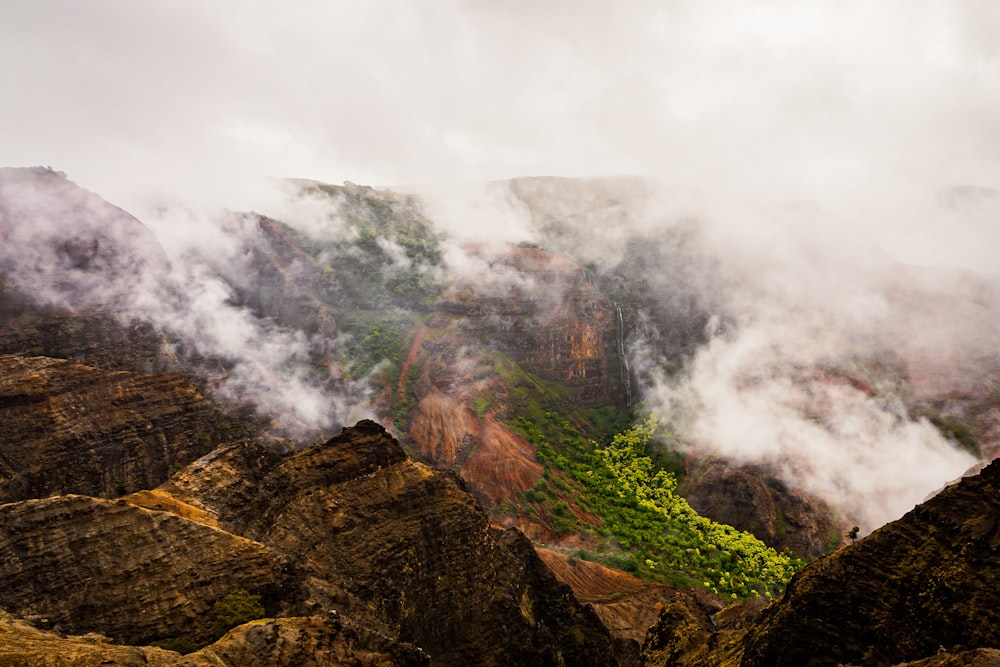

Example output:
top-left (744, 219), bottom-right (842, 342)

top-left (159, 421), bottom-right (619, 666)
top-left (642, 458), bottom-right (1000, 667)
top-left (0, 354), bottom-right (256, 502)
top-left (0, 611), bottom-right (180, 667)
top-left (0, 611), bottom-right (427, 666)
top-left (537, 548), bottom-right (680, 665)
top-left (0, 420), bottom-right (619, 665)
top-left (682, 458), bottom-right (842, 559)
top-left (185, 615), bottom-right (428, 667)
top-left (0, 495), bottom-right (295, 646)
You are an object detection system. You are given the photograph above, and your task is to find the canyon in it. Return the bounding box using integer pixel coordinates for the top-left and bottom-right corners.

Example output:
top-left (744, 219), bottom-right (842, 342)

top-left (1, 166), bottom-right (998, 664)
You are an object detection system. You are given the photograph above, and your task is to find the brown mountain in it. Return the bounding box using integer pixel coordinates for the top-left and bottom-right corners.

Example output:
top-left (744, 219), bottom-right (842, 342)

top-left (642, 457), bottom-right (1000, 666)
top-left (5, 168), bottom-right (1000, 665)
top-left (0, 420), bottom-right (618, 666)
top-left (0, 354), bottom-right (257, 502)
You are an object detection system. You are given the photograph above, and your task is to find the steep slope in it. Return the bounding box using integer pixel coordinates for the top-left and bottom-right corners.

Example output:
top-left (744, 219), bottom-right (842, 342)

top-left (537, 547), bottom-right (683, 665)
top-left (682, 459), bottom-right (843, 559)
top-left (0, 167), bottom-right (173, 373)
top-left (642, 458), bottom-right (1000, 666)
top-left (162, 420), bottom-right (618, 666)
top-left (380, 242), bottom-right (620, 518)
top-left (0, 420), bottom-right (618, 665)
top-left (0, 354), bottom-right (257, 502)
top-left (0, 611), bottom-right (427, 667)
top-left (0, 495), bottom-right (295, 646)
top-left (0, 166), bottom-right (168, 310)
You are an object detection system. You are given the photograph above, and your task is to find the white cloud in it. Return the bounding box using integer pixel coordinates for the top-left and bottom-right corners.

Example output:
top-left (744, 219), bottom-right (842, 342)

top-left (2, 0), bottom-right (999, 528)
top-left (2, 1), bottom-right (995, 266)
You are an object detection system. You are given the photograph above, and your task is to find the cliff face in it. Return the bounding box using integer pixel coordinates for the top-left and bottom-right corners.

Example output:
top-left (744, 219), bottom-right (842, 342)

top-left (464, 245), bottom-right (615, 402)
top-left (0, 420), bottom-right (618, 665)
top-left (0, 495), bottom-right (295, 646)
top-left (164, 420), bottom-right (617, 666)
top-left (0, 354), bottom-right (257, 502)
top-left (537, 547), bottom-right (681, 666)
top-left (642, 458), bottom-right (1000, 667)
top-left (392, 244), bottom-right (618, 511)
top-left (682, 459), bottom-right (843, 559)
top-left (0, 611), bottom-right (427, 667)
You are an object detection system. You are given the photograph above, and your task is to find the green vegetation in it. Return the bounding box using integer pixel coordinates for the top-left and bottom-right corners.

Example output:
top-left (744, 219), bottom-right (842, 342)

top-left (211, 589), bottom-right (265, 638)
top-left (911, 406), bottom-right (980, 457)
top-left (517, 415), bottom-right (805, 599)
top-left (296, 186), bottom-right (445, 310)
top-left (148, 589), bottom-right (266, 654)
top-left (340, 311), bottom-right (418, 380)
top-left (931, 415), bottom-right (979, 457)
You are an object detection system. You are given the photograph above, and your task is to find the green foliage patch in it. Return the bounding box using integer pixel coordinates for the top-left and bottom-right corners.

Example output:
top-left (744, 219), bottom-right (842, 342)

top-left (340, 310), bottom-right (420, 380)
top-left (518, 415), bottom-right (805, 600)
top-left (211, 589), bottom-right (266, 638)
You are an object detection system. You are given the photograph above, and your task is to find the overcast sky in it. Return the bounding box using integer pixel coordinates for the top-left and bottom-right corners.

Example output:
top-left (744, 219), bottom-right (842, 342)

top-left (2, 0), bottom-right (999, 267)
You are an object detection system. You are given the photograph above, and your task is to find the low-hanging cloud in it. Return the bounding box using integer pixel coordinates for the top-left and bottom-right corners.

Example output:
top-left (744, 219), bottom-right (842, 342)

top-left (2, 1), bottom-right (999, 529)
top-left (0, 169), bottom-right (372, 440)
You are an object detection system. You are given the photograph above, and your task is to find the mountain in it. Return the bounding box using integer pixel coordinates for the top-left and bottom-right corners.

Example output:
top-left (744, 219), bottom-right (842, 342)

top-left (1, 166), bottom-right (998, 664)
top-left (0, 354), bottom-right (257, 501)
top-left (642, 457), bottom-right (1000, 666)
top-left (0, 419), bottom-right (617, 665)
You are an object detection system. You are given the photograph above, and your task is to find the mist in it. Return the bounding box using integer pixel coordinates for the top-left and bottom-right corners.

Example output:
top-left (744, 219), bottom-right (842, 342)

top-left (2, 1), bottom-right (999, 528)
top-left (0, 169), bottom-right (373, 439)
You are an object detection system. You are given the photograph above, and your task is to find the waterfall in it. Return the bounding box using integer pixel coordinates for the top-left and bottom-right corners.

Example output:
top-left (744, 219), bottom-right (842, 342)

top-left (614, 302), bottom-right (632, 407)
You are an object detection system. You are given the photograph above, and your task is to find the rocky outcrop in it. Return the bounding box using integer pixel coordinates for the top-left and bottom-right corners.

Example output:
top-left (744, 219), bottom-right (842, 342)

top-left (0, 495), bottom-right (295, 646)
top-left (0, 611), bottom-right (427, 666)
top-left (642, 458), bottom-right (1000, 667)
top-left (537, 548), bottom-right (682, 666)
top-left (0, 420), bottom-right (617, 665)
top-left (0, 354), bottom-right (257, 502)
top-left (187, 615), bottom-right (428, 667)
top-left (682, 459), bottom-right (842, 559)
top-left (161, 420), bottom-right (617, 666)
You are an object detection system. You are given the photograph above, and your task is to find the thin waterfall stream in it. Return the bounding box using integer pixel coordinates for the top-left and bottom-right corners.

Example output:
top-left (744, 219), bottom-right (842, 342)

top-left (614, 301), bottom-right (632, 407)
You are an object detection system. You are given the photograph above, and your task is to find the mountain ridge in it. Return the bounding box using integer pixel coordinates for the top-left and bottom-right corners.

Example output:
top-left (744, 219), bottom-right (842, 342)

top-left (1, 166), bottom-right (999, 664)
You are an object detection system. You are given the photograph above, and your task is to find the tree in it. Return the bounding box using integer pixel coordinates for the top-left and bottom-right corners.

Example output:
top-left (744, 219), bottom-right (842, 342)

top-left (847, 526), bottom-right (860, 544)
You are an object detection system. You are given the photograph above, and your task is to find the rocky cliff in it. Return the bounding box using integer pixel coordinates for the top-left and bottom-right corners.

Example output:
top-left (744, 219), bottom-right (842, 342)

top-left (682, 459), bottom-right (843, 559)
top-left (642, 458), bottom-right (1000, 666)
top-left (0, 611), bottom-right (428, 666)
top-left (0, 354), bottom-right (257, 502)
top-left (163, 420), bottom-right (618, 665)
top-left (0, 494), bottom-right (295, 646)
top-left (0, 420), bottom-right (618, 666)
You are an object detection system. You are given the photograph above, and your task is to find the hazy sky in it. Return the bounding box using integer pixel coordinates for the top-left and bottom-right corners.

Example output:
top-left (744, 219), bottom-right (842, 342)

top-left (2, 1), bottom-right (999, 266)
top-left (3, 1), bottom-right (998, 529)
